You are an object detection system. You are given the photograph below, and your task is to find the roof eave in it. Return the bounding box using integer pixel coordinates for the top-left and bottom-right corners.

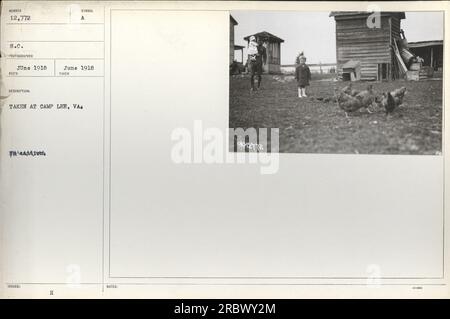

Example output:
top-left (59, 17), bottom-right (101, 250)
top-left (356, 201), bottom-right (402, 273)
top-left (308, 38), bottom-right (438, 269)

top-left (243, 31), bottom-right (284, 43)
top-left (230, 15), bottom-right (238, 25)
top-left (330, 11), bottom-right (405, 19)
top-left (408, 40), bottom-right (443, 48)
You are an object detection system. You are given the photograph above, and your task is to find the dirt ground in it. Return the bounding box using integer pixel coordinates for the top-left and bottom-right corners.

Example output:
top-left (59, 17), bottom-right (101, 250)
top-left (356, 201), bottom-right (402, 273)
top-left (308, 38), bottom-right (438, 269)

top-left (229, 74), bottom-right (442, 154)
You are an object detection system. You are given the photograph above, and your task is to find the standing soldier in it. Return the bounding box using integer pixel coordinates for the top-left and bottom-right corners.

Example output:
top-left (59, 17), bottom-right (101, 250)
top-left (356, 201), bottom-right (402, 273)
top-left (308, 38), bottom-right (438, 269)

top-left (247, 36), bottom-right (267, 92)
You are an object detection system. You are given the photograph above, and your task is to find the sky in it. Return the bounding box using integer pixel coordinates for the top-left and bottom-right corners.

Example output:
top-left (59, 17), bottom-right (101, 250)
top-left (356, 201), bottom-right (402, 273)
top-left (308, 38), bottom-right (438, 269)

top-left (232, 11), bottom-right (444, 65)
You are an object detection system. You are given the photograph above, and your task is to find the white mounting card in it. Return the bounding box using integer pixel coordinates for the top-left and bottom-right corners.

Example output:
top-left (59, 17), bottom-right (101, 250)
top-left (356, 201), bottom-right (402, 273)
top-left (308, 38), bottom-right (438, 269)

top-left (0, 1), bottom-right (449, 298)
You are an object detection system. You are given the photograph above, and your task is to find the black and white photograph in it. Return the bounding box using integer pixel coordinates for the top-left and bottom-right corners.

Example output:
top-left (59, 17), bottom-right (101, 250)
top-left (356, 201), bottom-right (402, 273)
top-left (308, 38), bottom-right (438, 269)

top-left (1, 0), bottom-right (449, 300)
top-left (229, 11), bottom-right (444, 154)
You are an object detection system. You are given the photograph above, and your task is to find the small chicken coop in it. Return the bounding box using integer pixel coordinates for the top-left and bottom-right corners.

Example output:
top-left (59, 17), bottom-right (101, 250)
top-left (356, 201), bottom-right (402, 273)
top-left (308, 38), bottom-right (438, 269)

top-left (341, 60), bottom-right (361, 81)
top-left (244, 31), bottom-right (284, 74)
top-left (330, 11), bottom-right (405, 81)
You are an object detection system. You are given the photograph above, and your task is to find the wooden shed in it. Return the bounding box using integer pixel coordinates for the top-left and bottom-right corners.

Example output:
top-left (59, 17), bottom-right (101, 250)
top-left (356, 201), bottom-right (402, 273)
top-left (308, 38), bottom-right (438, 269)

top-left (234, 44), bottom-right (245, 64)
top-left (229, 15), bottom-right (238, 64)
top-left (330, 11), bottom-right (405, 81)
top-left (408, 40), bottom-right (443, 72)
top-left (244, 31), bottom-right (284, 74)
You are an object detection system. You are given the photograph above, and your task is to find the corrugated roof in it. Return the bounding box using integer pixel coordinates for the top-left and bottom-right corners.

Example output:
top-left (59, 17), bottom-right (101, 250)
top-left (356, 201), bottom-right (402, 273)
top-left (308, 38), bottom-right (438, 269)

top-left (243, 31), bottom-right (284, 43)
top-left (408, 40), bottom-right (443, 48)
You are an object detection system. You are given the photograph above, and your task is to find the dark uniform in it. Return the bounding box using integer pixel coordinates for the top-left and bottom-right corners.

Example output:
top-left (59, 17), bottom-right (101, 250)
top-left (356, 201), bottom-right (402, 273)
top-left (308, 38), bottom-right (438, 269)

top-left (248, 44), bottom-right (267, 90)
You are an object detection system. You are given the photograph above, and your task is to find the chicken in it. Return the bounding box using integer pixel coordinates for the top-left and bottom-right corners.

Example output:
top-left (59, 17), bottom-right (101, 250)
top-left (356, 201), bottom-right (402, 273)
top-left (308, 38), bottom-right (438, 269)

top-left (390, 86), bottom-right (407, 107)
top-left (341, 84), bottom-right (352, 95)
top-left (375, 86), bottom-right (407, 113)
top-left (354, 84), bottom-right (376, 112)
top-left (341, 83), bottom-right (359, 96)
top-left (379, 91), bottom-right (397, 114)
top-left (335, 88), bottom-right (364, 118)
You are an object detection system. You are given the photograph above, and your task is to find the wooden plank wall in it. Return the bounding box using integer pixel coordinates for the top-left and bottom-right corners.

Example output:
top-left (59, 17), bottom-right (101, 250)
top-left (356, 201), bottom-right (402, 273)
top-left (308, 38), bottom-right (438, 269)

top-left (391, 17), bottom-right (401, 40)
top-left (229, 22), bottom-right (235, 64)
top-left (336, 16), bottom-right (392, 80)
top-left (267, 63), bottom-right (281, 74)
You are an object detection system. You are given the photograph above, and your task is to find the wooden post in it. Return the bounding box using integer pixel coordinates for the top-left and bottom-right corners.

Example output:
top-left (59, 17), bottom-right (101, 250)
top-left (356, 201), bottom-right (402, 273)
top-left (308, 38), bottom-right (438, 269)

top-left (377, 64), bottom-right (380, 82)
top-left (386, 63), bottom-right (392, 81)
top-left (430, 47), bottom-right (434, 70)
top-left (277, 43), bottom-right (280, 66)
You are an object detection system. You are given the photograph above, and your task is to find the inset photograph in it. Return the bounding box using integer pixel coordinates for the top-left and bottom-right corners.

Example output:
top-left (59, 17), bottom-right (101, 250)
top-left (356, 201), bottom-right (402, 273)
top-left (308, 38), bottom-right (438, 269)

top-left (229, 11), bottom-right (443, 155)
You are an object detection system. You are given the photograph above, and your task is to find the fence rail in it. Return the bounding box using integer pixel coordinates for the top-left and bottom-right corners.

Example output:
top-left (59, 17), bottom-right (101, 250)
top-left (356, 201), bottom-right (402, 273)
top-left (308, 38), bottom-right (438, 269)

top-left (281, 63), bottom-right (337, 68)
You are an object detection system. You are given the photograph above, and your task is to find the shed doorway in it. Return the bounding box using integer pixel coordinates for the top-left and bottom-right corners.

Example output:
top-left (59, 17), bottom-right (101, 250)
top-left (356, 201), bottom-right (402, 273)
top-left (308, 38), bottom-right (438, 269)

top-left (377, 63), bottom-right (390, 81)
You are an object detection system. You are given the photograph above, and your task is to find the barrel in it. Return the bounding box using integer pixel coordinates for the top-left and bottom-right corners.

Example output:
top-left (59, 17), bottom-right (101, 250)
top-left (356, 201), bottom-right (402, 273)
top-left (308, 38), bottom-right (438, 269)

top-left (400, 48), bottom-right (415, 67)
top-left (398, 38), bottom-right (409, 49)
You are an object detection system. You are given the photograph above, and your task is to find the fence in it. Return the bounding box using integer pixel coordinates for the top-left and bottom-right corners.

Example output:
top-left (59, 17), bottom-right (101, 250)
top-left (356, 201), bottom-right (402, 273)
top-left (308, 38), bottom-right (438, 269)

top-left (280, 62), bottom-right (337, 74)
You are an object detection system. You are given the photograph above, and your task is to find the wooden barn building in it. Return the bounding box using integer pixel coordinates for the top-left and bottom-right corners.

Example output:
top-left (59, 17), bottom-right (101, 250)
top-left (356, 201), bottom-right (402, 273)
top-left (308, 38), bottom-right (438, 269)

top-left (229, 15), bottom-right (245, 65)
top-left (244, 31), bottom-right (284, 73)
top-left (330, 11), bottom-right (405, 81)
top-left (230, 15), bottom-right (238, 64)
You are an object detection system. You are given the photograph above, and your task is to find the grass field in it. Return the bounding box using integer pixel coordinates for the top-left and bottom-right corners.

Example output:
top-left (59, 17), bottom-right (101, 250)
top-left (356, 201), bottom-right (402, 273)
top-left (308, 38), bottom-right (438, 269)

top-left (229, 75), bottom-right (442, 155)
